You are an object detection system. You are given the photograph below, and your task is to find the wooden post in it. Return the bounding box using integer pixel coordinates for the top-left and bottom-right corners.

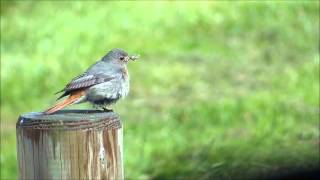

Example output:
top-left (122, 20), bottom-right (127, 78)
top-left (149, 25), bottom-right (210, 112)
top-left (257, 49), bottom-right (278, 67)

top-left (16, 110), bottom-right (123, 180)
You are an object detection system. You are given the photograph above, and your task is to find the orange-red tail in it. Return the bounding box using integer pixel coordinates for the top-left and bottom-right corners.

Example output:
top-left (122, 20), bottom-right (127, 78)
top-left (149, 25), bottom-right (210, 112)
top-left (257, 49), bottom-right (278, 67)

top-left (44, 90), bottom-right (85, 114)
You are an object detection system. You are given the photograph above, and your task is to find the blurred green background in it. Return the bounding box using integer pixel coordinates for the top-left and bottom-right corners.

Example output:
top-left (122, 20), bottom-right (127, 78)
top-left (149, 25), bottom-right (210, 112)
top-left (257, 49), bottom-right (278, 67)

top-left (1, 1), bottom-right (319, 180)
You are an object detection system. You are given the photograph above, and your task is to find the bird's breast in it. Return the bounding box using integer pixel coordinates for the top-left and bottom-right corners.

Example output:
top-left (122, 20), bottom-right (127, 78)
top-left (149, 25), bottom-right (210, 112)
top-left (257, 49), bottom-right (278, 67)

top-left (120, 67), bottom-right (129, 80)
top-left (86, 76), bottom-right (129, 101)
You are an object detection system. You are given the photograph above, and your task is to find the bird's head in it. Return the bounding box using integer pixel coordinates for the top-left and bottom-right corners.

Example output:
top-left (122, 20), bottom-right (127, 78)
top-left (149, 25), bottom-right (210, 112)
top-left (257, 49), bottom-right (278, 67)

top-left (102, 48), bottom-right (139, 65)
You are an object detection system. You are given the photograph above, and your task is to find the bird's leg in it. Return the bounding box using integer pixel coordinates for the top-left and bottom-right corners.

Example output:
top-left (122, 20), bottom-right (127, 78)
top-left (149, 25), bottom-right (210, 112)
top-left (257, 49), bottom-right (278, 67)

top-left (102, 107), bottom-right (112, 112)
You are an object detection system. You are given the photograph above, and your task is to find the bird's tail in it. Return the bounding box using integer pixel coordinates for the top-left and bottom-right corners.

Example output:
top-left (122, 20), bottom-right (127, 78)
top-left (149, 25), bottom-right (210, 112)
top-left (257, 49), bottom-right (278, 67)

top-left (44, 90), bottom-right (85, 114)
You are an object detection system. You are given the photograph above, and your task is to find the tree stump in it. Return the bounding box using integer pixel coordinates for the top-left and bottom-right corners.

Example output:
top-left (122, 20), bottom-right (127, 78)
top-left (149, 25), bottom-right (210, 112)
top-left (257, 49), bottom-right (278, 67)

top-left (16, 110), bottom-right (123, 180)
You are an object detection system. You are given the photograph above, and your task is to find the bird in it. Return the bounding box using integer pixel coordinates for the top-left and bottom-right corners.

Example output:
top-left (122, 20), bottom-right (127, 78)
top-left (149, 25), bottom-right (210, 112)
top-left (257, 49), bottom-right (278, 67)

top-left (44, 48), bottom-right (139, 114)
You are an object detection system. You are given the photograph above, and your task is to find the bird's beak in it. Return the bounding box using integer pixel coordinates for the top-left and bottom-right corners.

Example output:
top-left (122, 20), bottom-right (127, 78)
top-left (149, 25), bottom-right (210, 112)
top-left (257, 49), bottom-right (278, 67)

top-left (128, 54), bottom-right (140, 61)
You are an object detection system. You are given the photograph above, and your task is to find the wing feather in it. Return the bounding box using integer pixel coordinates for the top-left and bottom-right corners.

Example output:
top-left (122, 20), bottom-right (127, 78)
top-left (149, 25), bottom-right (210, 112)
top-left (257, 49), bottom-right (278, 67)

top-left (56, 73), bottom-right (114, 100)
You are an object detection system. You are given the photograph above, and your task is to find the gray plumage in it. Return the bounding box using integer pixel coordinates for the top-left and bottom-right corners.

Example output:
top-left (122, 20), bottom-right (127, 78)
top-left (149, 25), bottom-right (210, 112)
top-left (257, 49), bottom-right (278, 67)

top-left (47, 48), bottom-right (139, 113)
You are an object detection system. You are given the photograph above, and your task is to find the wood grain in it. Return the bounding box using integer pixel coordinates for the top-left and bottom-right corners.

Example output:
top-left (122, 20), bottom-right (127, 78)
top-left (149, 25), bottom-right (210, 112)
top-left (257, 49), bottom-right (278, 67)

top-left (16, 110), bottom-right (123, 180)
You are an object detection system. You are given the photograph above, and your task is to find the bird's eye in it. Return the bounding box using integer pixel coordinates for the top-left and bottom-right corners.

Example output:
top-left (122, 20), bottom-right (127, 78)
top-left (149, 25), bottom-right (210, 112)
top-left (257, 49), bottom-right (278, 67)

top-left (119, 56), bottom-right (125, 60)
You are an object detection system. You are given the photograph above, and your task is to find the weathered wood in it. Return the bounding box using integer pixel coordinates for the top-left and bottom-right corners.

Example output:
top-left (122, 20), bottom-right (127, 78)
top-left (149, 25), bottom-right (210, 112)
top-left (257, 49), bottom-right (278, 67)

top-left (16, 110), bottom-right (123, 180)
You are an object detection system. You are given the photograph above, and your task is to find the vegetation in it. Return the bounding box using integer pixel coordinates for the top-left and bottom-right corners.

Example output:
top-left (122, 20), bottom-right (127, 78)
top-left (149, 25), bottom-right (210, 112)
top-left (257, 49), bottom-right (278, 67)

top-left (1, 1), bottom-right (319, 179)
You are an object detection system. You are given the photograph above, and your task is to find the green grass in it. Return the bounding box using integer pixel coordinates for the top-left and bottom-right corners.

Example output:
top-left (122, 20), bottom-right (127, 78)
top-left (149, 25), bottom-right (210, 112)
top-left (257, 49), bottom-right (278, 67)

top-left (1, 1), bottom-right (319, 180)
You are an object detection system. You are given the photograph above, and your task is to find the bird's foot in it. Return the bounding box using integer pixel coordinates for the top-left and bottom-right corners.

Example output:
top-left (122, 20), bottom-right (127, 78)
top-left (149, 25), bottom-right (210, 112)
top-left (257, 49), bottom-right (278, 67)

top-left (102, 107), bottom-right (113, 112)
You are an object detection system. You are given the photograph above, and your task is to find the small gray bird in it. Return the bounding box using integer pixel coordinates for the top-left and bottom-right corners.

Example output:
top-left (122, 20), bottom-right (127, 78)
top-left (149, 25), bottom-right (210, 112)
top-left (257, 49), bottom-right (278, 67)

top-left (45, 48), bottom-right (139, 114)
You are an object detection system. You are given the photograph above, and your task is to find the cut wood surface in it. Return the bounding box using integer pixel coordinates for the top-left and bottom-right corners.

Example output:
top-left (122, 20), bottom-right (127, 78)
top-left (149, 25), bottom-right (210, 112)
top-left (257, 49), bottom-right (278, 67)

top-left (16, 110), bottom-right (123, 180)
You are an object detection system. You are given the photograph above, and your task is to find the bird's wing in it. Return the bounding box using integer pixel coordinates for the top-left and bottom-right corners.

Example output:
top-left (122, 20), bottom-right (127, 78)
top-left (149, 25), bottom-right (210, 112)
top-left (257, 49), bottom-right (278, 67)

top-left (56, 73), bottom-right (115, 100)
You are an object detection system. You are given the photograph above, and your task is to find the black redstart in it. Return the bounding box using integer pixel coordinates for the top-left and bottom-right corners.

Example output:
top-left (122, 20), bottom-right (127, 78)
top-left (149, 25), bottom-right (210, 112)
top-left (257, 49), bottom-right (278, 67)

top-left (45, 48), bottom-right (139, 114)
